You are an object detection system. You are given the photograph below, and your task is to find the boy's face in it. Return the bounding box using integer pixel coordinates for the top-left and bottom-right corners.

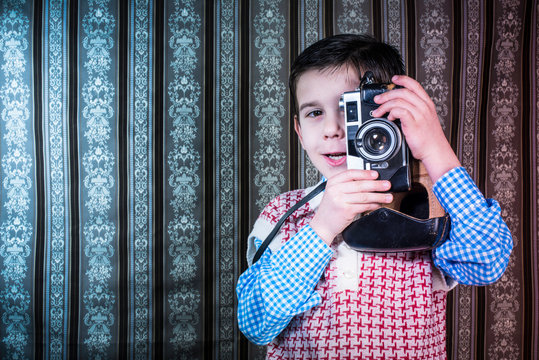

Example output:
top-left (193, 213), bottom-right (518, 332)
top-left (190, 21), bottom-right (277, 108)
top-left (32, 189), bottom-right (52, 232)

top-left (294, 65), bottom-right (360, 179)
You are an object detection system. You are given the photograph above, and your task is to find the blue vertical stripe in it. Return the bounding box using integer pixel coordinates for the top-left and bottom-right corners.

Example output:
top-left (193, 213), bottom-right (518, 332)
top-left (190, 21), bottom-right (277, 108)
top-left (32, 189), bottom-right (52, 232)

top-left (215, 1), bottom-right (241, 357)
top-left (79, 0), bottom-right (117, 357)
top-left (252, 0), bottom-right (287, 210)
top-left (129, 0), bottom-right (153, 358)
top-left (147, 1), bottom-right (154, 355)
top-left (43, 1), bottom-right (70, 358)
top-left (0, 1), bottom-right (33, 357)
top-left (61, 1), bottom-right (70, 355)
top-left (129, 1), bottom-right (136, 356)
top-left (165, 0), bottom-right (202, 356)
top-left (214, 2), bottom-right (221, 355)
top-left (298, 0), bottom-right (322, 189)
top-left (43, 1), bottom-right (51, 357)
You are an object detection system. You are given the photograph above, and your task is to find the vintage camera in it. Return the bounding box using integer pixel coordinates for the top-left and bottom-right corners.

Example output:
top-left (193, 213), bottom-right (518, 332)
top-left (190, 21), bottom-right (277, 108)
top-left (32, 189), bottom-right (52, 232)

top-left (340, 71), bottom-right (411, 192)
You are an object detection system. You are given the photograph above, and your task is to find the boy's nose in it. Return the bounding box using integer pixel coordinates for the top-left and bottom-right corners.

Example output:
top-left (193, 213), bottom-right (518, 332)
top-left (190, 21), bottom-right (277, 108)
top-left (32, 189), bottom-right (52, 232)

top-left (323, 113), bottom-right (345, 139)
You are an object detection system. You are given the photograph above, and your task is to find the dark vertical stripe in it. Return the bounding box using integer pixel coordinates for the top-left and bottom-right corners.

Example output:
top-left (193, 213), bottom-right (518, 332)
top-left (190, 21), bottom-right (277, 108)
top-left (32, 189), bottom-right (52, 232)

top-left (203, 1), bottom-right (215, 359)
top-left (152, 0), bottom-right (165, 358)
top-left (117, 0), bottom-right (129, 358)
top-left (521, 1), bottom-right (535, 358)
top-left (478, 0), bottom-right (494, 192)
top-left (445, 289), bottom-right (454, 359)
top-left (33, 0), bottom-right (45, 358)
top-left (446, 0), bottom-right (459, 328)
top-left (289, 0), bottom-right (299, 191)
top-left (405, 0), bottom-right (415, 78)
top-left (450, 0), bottom-right (462, 151)
top-left (238, 0), bottom-right (251, 359)
top-left (477, 4), bottom-right (498, 359)
top-left (476, 286), bottom-right (486, 359)
top-left (372, 0), bottom-right (382, 40)
top-left (477, 2), bottom-right (494, 357)
top-left (474, 3), bottom-right (493, 358)
top-left (323, 0), bottom-right (333, 37)
top-left (67, 0), bottom-right (80, 358)
top-left (446, 3), bottom-right (461, 341)
top-left (531, 2), bottom-right (539, 357)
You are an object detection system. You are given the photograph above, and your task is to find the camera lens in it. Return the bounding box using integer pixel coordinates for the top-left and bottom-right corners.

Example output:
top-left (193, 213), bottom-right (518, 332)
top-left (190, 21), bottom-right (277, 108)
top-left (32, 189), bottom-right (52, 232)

top-left (364, 128), bottom-right (390, 155)
top-left (354, 119), bottom-right (401, 162)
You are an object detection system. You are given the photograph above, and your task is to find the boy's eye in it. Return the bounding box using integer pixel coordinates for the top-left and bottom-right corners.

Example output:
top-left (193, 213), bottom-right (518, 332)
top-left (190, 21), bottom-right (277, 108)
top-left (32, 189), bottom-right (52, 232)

top-left (306, 109), bottom-right (323, 118)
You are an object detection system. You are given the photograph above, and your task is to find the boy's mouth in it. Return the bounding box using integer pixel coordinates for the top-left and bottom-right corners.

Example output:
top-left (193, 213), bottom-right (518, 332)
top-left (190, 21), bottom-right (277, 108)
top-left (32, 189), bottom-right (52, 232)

top-left (324, 152), bottom-right (347, 166)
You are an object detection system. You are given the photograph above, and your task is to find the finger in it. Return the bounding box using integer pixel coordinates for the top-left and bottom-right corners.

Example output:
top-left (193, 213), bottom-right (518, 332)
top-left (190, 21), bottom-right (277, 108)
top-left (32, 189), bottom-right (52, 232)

top-left (384, 107), bottom-right (414, 122)
top-left (344, 192), bottom-right (394, 205)
top-left (390, 75), bottom-right (433, 104)
top-left (372, 78), bottom-right (434, 113)
top-left (328, 169), bottom-right (380, 184)
top-left (335, 179), bottom-right (392, 194)
top-left (371, 98), bottom-right (422, 121)
top-left (374, 87), bottom-right (425, 107)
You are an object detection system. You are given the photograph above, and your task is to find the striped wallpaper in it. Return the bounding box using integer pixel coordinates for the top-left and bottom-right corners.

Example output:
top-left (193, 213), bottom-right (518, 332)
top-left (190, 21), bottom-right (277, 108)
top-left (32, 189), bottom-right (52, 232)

top-left (0, 0), bottom-right (536, 359)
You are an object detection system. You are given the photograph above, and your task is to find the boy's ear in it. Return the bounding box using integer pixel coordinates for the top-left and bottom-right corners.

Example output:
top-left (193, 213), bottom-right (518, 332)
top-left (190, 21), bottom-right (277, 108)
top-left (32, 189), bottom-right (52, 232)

top-left (293, 115), bottom-right (304, 147)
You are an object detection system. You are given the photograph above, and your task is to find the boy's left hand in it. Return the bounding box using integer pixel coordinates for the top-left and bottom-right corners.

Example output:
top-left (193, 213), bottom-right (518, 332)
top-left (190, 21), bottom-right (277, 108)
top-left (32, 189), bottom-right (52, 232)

top-left (371, 75), bottom-right (461, 182)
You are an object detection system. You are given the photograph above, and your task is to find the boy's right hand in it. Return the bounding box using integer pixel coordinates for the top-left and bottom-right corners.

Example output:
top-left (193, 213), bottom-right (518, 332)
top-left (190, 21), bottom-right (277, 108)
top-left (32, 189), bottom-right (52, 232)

top-left (310, 170), bottom-right (394, 245)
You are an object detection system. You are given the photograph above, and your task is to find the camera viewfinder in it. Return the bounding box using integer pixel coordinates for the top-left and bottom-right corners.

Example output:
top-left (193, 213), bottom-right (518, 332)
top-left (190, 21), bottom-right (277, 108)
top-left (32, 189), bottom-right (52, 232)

top-left (346, 102), bottom-right (358, 122)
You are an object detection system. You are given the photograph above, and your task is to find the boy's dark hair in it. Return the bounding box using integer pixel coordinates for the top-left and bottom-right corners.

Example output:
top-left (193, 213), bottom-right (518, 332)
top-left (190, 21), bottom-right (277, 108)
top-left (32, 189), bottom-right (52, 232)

top-left (289, 34), bottom-right (405, 117)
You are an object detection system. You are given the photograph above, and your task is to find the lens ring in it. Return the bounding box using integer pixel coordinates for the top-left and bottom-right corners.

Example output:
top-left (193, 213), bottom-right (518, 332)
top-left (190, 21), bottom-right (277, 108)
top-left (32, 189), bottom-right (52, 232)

top-left (354, 119), bottom-right (401, 162)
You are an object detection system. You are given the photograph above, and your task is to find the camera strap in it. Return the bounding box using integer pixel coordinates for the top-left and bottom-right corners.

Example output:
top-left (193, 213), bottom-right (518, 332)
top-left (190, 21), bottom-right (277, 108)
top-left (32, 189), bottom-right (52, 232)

top-left (252, 180), bottom-right (327, 264)
top-left (251, 168), bottom-right (451, 265)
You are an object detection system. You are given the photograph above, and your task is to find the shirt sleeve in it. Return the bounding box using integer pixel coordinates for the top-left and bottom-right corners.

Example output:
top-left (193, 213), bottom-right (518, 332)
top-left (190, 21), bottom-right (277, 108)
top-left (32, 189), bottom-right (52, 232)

top-left (432, 167), bottom-right (513, 285)
top-left (236, 224), bottom-right (333, 345)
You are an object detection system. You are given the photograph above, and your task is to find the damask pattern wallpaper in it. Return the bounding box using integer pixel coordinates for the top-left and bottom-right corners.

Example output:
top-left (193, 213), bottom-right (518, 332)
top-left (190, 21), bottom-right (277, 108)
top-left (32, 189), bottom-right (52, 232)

top-left (0, 0), bottom-right (536, 359)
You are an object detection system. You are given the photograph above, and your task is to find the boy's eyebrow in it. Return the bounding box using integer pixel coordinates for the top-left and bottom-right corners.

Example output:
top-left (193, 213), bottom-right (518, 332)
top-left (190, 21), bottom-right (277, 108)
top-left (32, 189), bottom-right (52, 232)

top-left (298, 101), bottom-right (320, 113)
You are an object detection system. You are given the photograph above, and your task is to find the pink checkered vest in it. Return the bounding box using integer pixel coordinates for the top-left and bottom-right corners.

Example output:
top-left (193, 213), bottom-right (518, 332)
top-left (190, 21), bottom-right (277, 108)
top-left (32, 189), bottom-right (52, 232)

top-left (249, 186), bottom-right (453, 360)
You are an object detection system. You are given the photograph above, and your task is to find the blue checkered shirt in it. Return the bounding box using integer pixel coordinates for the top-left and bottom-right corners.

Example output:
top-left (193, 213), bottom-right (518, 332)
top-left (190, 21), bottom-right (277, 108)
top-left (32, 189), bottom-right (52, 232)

top-left (236, 166), bottom-right (513, 345)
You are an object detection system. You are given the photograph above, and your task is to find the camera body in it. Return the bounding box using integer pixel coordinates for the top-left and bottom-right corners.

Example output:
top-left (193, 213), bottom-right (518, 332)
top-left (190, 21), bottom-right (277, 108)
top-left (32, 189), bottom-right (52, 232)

top-left (340, 71), bottom-right (411, 192)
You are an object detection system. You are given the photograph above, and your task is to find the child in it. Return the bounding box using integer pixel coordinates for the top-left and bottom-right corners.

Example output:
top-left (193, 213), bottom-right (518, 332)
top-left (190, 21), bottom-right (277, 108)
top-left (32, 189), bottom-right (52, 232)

top-left (236, 34), bottom-right (512, 359)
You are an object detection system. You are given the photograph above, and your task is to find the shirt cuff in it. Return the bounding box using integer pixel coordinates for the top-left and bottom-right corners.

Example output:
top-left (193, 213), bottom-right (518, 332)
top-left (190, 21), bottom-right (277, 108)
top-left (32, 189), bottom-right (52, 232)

top-left (432, 166), bottom-right (486, 221)
top-left (272, 224), bottom-right (333, 279)
top-left (262, 225), bottom-right (333, 318)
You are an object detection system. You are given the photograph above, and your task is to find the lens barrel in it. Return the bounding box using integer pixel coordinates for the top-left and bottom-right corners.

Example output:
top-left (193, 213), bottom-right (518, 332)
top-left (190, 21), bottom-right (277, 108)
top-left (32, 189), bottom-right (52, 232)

top-left (354, 119), bottom-right (401, 162)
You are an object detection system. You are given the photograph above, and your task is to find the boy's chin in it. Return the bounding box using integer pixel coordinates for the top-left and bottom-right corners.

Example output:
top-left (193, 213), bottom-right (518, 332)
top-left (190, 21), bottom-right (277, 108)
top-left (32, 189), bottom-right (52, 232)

top-left (319, 164), bottom-right (348, 179)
